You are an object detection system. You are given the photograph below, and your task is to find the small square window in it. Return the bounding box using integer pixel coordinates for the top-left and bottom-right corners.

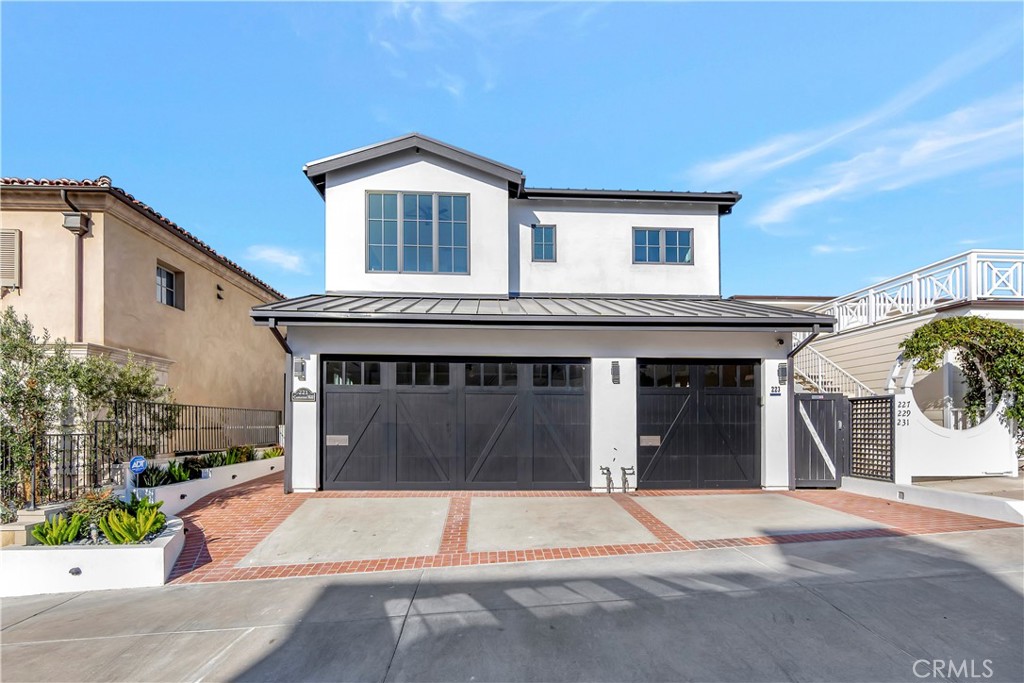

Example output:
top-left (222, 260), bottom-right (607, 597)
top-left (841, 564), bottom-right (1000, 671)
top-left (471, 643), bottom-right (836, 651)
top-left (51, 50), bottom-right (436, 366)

top-left (532, 225), bottom-right (556, 262)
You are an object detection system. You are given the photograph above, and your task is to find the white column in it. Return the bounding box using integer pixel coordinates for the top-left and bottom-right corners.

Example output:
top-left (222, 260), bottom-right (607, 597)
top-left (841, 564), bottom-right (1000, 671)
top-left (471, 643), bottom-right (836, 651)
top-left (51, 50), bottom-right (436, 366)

top-left (589, 358), bottom-right (637, 491)
top-left (762, 358), bottom-right (790, 489)
top-left (290, 353), bottom-right (320, 492)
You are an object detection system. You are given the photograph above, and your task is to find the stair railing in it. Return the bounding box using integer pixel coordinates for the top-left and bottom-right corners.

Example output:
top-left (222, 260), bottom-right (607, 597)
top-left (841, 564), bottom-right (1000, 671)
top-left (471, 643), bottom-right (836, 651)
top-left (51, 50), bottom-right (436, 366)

top-left (792, 345), bottom-right (875, 398)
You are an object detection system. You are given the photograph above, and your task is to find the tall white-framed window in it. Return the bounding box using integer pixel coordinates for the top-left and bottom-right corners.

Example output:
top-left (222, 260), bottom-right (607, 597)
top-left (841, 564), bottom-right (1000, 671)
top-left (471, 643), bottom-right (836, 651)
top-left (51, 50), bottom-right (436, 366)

top-left (633, 228), bottom-right (693, 265)
top-left (367, 192), bottom-right (469, 274)
top-left (531, 225), bottom-right (556, 262)
top-left (156, 264), bottom-right (184, 309)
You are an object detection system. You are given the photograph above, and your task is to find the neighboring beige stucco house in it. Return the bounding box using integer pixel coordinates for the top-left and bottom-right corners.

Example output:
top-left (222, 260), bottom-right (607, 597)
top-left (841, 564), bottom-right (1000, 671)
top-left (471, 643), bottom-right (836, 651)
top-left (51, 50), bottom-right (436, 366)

top-left (0, 177), bottom-right (284, 412)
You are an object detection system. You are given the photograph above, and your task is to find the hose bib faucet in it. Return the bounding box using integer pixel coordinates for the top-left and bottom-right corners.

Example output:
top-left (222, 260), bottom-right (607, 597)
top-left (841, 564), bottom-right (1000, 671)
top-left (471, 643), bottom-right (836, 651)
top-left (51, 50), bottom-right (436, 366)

top-left (599, 466), bottom-right (613, 494)
top-left (621, 466), bottom-right (635, 493)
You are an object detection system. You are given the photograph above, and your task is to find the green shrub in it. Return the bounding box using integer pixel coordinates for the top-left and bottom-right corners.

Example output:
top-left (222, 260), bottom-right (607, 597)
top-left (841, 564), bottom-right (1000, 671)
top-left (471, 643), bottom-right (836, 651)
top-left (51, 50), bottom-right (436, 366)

top-left (260, 446), bottom-right (284, 459)
top-left (99, 506), bottom-right (166, 544)
top-left (124, 492), bottom-right (163, 516)
top-left (67, 488), bottom-right (125, 532)
top-left (137, 465), bottom-right (172, 488)
top-left (198, 451), bottom-right (227, 468)
top-left (226, 445), bottom-right (254, 464)
top-left (31, 513), bottom-right (85, 545)
top-left (165, 460), bottom-right (192, 483)
top-left (181, 456), bottom-right (205, 478)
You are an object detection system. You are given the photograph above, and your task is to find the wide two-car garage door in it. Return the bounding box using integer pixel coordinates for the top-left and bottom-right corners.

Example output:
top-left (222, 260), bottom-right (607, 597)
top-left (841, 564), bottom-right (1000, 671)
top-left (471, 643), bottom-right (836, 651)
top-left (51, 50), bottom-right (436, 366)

top-left (321, 358), bottom-right (590, 490)
top-left (637, 360), bottom-right (760, 489)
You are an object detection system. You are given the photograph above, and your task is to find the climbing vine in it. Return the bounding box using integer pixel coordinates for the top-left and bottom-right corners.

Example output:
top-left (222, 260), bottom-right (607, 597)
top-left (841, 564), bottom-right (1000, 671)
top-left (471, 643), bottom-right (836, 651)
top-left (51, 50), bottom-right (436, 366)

top-left (899, 316), bottom-right (1024, 457)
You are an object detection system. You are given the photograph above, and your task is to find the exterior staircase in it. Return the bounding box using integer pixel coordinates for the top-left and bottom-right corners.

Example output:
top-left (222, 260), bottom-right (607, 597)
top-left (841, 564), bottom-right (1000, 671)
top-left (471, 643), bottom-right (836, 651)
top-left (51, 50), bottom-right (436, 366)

top-left (792, 344), bottom-right (874, 397)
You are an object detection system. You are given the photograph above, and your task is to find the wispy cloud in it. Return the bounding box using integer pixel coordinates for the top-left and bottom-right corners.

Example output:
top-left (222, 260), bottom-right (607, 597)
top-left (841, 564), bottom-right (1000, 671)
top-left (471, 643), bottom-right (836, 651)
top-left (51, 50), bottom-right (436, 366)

top-left (689, 23), bottom-right (1021, 186)
top-left (368, 2), bottom-right (602, 99)
top-left (958, 237), bottom-right (991, 245)
top-left (754, 88), bottom-right (1023, 224)
top-left (812, 244), bottom-right (867, 255)
top-left (244, 245), bottom-right (307, 273)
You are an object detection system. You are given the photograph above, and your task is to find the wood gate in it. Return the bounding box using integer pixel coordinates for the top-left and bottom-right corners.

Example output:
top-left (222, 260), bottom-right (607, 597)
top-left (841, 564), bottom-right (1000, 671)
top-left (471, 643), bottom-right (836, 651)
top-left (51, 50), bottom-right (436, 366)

top-left (793, 393), bottom-right (849, 488)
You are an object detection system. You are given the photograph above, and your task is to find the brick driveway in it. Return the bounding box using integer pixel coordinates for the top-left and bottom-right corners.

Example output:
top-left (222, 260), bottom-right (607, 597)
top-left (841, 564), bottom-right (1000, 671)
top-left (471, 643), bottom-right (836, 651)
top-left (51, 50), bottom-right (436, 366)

top-left (169, 473), bottom-right (1016, 584)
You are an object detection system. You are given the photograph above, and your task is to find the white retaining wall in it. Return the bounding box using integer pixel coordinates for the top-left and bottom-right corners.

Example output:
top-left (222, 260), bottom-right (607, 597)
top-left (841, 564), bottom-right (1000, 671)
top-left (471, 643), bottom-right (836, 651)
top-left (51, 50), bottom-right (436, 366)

top-left (0, 517), bottom-right (185, 597)
top-left (842, 476), bottom-right (1024, 525)
top-left (130, 458), bottom-right (283, 516)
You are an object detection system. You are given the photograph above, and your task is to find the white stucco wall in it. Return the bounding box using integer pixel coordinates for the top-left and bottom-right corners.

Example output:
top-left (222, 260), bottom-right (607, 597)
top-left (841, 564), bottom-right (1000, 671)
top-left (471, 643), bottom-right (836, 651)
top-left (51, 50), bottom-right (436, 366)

top-left (509, 200), bottom-right (721, 296)
top-left (323, 151), bottom-right (510, 295)
top-left (284, 326), bottom-right (791, 491)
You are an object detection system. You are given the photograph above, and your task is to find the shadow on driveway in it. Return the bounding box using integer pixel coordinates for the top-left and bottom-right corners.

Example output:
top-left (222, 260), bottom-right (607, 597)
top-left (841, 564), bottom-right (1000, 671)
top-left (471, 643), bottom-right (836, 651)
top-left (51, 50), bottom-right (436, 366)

top-left (222, 531), bottom-right (1024, 683)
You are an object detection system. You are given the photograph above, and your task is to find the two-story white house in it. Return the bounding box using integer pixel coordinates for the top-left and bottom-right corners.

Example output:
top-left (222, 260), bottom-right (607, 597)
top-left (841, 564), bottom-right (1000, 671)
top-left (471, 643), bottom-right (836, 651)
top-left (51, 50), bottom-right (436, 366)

top-left (252, 134), bottom-right (835, 493)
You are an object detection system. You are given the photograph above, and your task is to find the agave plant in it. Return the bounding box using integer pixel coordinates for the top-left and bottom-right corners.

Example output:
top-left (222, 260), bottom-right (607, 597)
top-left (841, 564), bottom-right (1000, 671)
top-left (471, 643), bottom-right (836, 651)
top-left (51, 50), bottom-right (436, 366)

top-left (31, 513), bottom-right (85, 546)
top-left (165, 459), bottom-right (192, 483)
top-left (99, 506), bottom-right (166, 544)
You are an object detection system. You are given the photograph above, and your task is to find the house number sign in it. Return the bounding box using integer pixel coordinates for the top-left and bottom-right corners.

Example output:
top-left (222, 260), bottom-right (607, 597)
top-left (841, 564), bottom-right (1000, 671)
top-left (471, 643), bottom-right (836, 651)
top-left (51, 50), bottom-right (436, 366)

top-left (291, 388), bottom-right (316, 402)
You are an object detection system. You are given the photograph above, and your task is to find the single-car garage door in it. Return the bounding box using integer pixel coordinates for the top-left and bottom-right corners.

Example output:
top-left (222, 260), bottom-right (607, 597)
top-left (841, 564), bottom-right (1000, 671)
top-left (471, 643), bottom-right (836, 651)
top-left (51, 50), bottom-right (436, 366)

top-left (321, 358), bottom-right (590, 490)
top-left (636, 360), bottom-right (760, 489)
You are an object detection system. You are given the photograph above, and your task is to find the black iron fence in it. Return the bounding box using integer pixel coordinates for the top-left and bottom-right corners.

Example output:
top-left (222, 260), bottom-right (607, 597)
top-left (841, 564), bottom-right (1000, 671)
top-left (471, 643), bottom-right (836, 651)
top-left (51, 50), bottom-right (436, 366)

top-left (112, 401), bottom-right (280, 457)
top-left (1, 401), bottom-right (281, 507)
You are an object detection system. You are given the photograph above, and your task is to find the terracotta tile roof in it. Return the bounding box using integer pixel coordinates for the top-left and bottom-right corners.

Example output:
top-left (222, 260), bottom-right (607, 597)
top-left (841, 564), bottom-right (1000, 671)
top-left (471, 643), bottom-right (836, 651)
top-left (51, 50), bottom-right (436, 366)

top-left (1, 176), bottom-right (284, 300)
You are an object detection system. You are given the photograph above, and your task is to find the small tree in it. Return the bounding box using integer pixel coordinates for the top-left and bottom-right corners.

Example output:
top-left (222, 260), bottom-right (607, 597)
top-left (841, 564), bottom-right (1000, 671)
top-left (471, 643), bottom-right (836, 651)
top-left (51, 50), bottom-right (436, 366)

top-left (0, 308), bottom-right (174, 509)
top-left (0, 308), bottom-right (78, 504)
top-left (899, 316), bottom-right (1024, 457)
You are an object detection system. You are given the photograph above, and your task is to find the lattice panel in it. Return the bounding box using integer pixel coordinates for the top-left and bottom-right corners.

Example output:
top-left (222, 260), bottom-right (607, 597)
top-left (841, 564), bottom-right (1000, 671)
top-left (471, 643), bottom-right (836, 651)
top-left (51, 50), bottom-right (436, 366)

top-left (849, 395), bottom-right (894, 481)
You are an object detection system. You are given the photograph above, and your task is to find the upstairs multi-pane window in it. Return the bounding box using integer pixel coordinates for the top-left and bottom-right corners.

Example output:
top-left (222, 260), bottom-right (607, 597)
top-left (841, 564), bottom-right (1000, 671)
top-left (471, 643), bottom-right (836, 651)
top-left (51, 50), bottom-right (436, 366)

top-left (368, 192), bottom-right (468, 274)
top-left (633, 228), bottom-right (693, 264)
top-left (531, 225), bottom-right (556, 262)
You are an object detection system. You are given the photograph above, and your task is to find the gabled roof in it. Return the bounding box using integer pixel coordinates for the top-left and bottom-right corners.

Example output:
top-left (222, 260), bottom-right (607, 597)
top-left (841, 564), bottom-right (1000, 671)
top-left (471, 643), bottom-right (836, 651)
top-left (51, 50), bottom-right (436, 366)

top-left (303, 133), bottom-right (525, 197)
top-left (1, 177), bottom-right (283, 300)
top-left (252, 293), bottom-right (835, 331)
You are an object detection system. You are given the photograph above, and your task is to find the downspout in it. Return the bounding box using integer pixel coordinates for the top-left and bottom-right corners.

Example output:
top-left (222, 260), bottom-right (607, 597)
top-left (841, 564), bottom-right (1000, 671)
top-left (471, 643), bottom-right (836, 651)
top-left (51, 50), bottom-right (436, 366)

top-left (265, 318), bottom-right (294, 494)
top-left (60, 190), bottom-right (86, 343)
top-left (786, 325), bottom-right (820, 490)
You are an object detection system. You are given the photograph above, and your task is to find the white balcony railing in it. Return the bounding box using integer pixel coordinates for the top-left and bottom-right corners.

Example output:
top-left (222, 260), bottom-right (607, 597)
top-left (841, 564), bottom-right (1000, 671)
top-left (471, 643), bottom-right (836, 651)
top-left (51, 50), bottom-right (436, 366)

top-left (793, 345), bottom-right (875, 398)
top-left (810, 250), bottom-right (1024, 334)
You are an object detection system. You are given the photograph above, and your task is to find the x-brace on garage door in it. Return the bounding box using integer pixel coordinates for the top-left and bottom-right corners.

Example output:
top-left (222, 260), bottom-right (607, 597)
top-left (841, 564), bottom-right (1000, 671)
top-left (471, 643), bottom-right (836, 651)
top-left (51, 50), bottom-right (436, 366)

top-left (321, 358), bottom-right (591, 490)
top-left (637, 360), bottom-right (761, 489)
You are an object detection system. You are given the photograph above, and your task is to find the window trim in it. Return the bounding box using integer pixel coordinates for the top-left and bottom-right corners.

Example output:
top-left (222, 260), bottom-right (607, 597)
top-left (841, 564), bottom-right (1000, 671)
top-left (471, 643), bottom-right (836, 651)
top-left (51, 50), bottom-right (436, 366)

top-left (365, 191), bottom-right (471, 275)
top-left (156, 263), bottom-right (184, 310)
top-left (631, 227), bottom-right (695, 266)
top-left (530, 224), bottom-right (557, 263)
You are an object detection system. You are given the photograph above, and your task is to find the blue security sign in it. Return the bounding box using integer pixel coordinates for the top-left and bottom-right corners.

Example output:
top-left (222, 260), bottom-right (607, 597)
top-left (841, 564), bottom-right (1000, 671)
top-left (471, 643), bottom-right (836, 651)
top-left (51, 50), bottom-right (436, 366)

top-left (129, 456), bottom-right (148, 474)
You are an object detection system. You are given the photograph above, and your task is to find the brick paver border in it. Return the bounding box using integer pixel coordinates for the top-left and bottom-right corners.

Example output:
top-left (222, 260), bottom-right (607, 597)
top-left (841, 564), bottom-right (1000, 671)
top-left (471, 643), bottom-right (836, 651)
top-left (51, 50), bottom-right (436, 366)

top-left (167, 474), bottom-right (1017, 585)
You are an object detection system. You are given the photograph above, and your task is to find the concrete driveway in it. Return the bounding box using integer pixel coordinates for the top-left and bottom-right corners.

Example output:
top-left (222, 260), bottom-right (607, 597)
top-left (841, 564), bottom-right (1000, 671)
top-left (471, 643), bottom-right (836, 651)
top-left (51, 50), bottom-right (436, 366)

top-left (2, 527), bottom-right (1022, 682)
top-left (162, 474), bottom-right (1015, 585)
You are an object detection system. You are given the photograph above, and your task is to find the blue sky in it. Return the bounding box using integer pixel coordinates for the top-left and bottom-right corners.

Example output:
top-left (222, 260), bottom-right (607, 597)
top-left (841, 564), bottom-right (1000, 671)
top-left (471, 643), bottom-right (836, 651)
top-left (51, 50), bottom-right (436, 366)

top-left (3, 1), bottom-right (1022, 298)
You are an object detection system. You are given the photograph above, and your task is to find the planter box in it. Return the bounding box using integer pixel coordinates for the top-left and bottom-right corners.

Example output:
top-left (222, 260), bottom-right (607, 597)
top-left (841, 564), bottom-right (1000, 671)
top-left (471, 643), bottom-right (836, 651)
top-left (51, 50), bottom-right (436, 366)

top-left (0, 516), bottom-right (185, 598)
top-left (130, 458), bottom-right (283, 516)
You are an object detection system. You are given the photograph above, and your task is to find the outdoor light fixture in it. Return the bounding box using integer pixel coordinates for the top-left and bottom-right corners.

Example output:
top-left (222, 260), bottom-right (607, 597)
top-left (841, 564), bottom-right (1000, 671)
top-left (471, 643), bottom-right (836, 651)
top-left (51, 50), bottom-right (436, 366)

top-left (61, 211), bottom-right (90, 236)
top-left (69, 567), bottom-right (82, 576)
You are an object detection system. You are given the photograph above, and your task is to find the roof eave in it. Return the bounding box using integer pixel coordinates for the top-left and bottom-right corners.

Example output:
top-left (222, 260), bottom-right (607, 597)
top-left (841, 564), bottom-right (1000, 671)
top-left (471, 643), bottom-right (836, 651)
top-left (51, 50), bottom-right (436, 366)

top-left (304, 133), bottom-right (525, 199)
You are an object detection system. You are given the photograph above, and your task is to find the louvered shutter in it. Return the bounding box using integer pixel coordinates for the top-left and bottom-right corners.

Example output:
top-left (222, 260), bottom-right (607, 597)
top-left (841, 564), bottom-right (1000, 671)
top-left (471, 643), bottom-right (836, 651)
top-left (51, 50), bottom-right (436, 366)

top-left (0, 229), bottom-right (21, 288)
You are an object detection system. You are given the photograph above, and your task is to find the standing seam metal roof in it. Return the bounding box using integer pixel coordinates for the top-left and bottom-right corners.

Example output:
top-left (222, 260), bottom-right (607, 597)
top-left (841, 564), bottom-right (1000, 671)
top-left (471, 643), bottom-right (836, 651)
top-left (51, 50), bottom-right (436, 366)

top-left (252, 294), bottom-right (835, 329)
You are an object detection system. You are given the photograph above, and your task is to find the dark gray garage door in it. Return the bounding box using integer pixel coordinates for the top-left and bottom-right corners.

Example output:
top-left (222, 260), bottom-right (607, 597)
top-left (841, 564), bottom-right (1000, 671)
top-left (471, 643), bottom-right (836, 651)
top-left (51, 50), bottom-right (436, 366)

top-left (321, 358), bottom-right (590, 490)
top-left (636, 361), bottom-right (760, 489)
